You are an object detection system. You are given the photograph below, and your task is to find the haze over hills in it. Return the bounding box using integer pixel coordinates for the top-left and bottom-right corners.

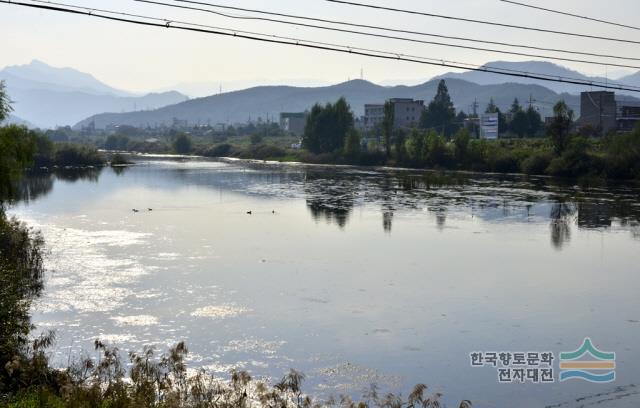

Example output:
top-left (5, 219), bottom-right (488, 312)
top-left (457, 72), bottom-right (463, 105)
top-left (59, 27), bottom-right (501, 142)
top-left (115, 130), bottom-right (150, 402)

top-left (0, 60), bottom-right (189, 128)
top-left (74, 60), bottom-right (640, 130)
top-left (3, 59), bottom-right (640, 130)
top-left (76, 78), bottom-right (580, 129)
top-left (434, 60), bottom-right (640, 95)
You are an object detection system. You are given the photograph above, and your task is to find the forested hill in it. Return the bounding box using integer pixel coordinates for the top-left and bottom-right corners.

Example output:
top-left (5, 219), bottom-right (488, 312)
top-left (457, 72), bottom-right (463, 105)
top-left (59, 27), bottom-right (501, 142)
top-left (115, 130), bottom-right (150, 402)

top-left (76, 79), bottom-right (577, 129)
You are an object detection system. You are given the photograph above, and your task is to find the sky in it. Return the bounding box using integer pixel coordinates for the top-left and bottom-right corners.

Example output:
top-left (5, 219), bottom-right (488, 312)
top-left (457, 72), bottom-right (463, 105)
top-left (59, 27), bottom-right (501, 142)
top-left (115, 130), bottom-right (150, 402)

top-left (1, 0), bottom-right (639, 94)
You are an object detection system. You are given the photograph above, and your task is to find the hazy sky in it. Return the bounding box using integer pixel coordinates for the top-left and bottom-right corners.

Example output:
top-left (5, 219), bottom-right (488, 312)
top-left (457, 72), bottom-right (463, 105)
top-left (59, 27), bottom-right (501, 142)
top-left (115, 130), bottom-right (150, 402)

top-left (1, 0), bottom-right (639, 93)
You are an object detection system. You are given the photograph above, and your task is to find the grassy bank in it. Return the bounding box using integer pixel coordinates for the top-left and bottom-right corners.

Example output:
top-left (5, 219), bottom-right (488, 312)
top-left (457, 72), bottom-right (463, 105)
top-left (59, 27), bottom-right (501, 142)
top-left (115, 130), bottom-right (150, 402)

top-left (189, 128), bottom-right (640, 182)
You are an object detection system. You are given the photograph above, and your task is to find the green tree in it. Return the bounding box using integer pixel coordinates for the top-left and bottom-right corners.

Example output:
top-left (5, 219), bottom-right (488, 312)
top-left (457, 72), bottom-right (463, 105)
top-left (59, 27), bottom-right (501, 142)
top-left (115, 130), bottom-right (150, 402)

top-left (0, 126), bottom-right (36, 199)
top-left (382, 100), bottom-right (394, 158)
top-left (0, 81), bottom-right (12, 123)
top-left (104, 134), bottom-right (130, 151)
top-left (453, 128), bottom-right (470, 165)
top-left (486, 98), bottom-right (498, 114)
top-left (510, 98), bottom-right (521, 114)
top-left (420, 80), bottom-right (457, 137)
top-left (343, 129), bottom-right (361, 159)
top-left (250, 133), bottom-right (263, 145)
top-left (526, 106), bottom-right (542, 136)
top-left (394, 128), bottom-right (407, 162)
top-left (547, 101), bottom-right (574, 155)
top-left (510, 109), bottom-right (529, 138)
top-left (172, 133), bottom-right (193, 154)
top-left (302, 97), bottom-right (354, 154)
top-left (406, 128), bottom-right (425, 165)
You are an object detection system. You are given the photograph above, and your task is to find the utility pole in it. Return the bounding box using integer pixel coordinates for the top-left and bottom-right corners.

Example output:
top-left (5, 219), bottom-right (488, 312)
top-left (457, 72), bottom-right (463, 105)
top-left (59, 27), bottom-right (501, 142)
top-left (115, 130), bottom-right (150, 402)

top-left (472, 98), bottom-right (478, 117)
top-left (599, 92), bottom-right (603, 135)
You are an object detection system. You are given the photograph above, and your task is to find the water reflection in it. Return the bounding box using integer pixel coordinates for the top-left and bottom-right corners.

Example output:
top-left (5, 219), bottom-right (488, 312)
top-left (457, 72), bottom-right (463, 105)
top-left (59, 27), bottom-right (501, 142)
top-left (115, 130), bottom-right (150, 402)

top-left (9, 158), bottom-right (640, 407)
top-left (550, 201), bottom-right (577, 250)
top-left (13, 159), bottom-right (640, 248)
top-left (305, 174), bottom-right (356, 229)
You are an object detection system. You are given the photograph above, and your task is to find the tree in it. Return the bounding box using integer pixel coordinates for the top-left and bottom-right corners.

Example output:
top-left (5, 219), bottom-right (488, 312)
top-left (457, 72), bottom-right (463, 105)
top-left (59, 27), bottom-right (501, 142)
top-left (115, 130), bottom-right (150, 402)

top-left (406, 128), bottom-right (425, 165)
top-left (172, 133), bottom-right (193, 154)
top-left (485, 98), bottom-right (498, 114)
top-left (510, 98), bottom-right (521, 114)
top-left (0, 126), bottom-right (36, 198)
top-left (453, 128), bottom-right (470, 165)
top-left (104, 134), bottom-right (130, 151)
top-left (302, 97), bottom-right (354, 154)
top-left (510, 109), bottom-right (529, 138)
top-left (547, 101), bottom-right (574, 155)
top-left (526, 106), bottom-right (542, 136)
top-left (394, 128), bottom-right (407, 162)
top-left (343, 129), bottom-right (361, 159)
top-left (0, 81), bottom-right (12, 123)
top-left (420, 80), bottom-right (457, 137)
top-left (382, 100), bottom-right (394, 158)
top-left (250, 133), bottom-right (263, 145)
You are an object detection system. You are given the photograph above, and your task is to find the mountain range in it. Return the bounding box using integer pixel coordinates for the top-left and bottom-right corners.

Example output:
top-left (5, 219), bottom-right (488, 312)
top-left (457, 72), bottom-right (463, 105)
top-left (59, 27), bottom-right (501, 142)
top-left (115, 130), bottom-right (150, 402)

top-left (434, 60), bottom-right (640, 95)
top-left (2, 59), bottom-right (640, 130)
top-left (77, 79), bottom-right (577, 129)
top-left (0, 60), bottom-right (189, 128)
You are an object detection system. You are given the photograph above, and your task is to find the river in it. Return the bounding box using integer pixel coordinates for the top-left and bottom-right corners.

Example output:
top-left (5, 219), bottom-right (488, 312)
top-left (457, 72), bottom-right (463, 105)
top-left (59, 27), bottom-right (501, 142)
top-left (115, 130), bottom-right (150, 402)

top-left (9, 156), bottom-right (640, 407)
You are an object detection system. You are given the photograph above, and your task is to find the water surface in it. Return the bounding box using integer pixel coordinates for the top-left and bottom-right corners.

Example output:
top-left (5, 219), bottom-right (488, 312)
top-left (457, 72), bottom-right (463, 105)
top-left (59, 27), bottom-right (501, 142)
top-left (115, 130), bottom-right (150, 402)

top-left (10, 158), bottom-right (640, 407)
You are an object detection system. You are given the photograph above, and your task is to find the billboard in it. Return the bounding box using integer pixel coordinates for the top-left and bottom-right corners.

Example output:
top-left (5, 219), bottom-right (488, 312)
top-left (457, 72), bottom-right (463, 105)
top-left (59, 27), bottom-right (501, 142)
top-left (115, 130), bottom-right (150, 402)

top-left (480, 113), bottom-right (499, 139)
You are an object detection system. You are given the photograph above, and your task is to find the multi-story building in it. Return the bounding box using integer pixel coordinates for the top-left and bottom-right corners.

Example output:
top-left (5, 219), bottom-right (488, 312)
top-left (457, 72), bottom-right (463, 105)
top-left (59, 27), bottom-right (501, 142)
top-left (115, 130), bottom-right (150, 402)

top-left (364, 104), bottom-right (385, 132)
top-left (616, 101), bottom-right (640, 132)
top-left (578, 91), bottom-right (617, 134)
top-left (363, 98), bottom-right (425, 133)
top-left (577, 91), bottom-right (640, 133)
top-left (389, 98), bottom-right (424, 129)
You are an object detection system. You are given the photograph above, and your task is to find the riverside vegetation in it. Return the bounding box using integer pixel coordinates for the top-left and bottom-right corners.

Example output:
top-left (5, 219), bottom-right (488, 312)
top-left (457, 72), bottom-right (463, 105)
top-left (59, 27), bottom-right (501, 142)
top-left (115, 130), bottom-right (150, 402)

top-left (1, 83), bottom-right (476, 406)
top-left (58, 79), bottom-right (639, 182)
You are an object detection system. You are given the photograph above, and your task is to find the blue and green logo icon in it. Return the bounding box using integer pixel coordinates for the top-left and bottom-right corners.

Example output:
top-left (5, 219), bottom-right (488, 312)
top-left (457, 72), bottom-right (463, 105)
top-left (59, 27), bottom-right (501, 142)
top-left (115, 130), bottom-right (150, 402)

top-left (559, 338), bottom-right (616, 383)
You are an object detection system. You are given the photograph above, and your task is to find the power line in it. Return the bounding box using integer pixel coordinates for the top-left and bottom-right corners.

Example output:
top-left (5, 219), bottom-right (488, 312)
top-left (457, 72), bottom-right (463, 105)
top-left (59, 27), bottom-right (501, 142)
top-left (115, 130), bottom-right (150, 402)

top-left (27, 0), bottom-right (635, 89)
top-left (2, 0), bottom-right (640, 93)
top-left (134, 0), bottom-right (640, 70)
top-left (499, 0), bottom-right (640, 31)
top-left (325, 0), bottom-right (640, 46)
top-left (159, 0), bottom-right (640, 63)
top-left (14, 0), bottom-right (640, 89)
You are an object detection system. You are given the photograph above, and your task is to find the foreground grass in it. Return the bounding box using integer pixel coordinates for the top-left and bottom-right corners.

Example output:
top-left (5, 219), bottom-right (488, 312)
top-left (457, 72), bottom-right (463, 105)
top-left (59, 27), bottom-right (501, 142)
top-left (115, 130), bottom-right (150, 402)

top-left (0, 211), bottom-right (471, 408)
top-left (3, 338), bottom-right (472, 408)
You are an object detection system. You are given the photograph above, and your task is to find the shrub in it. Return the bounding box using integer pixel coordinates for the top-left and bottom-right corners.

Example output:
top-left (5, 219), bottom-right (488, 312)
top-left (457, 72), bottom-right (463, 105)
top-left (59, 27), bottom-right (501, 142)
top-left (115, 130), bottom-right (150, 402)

top-left (53, 144), bottom-right (104, 167)
top-left (521, 152), bottom-right (553, 175)
top-left (110, 153), bottom-right (131, 166)
top-left (207, 143), bottom-right (233, 157)
top-left (172, 133), bottom-right (193, 154)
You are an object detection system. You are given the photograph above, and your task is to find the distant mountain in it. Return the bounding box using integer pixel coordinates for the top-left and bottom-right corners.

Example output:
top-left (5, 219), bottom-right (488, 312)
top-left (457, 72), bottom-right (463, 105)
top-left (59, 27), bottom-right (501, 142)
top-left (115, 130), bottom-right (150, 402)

top-left (618, 71), bottom-right (640, 89)
top-left (2, 114), bottom-right (35, 128)
top-left (0, 60), bottom-right (189, 128)
top-left (75, 78), bottom-right (583, 129)
top-left (2, 59), bottom-right (132, 96)
top-left (433, 60), bottom-right (638, 96)
top-left (157, 79), bottom-right (332, 98)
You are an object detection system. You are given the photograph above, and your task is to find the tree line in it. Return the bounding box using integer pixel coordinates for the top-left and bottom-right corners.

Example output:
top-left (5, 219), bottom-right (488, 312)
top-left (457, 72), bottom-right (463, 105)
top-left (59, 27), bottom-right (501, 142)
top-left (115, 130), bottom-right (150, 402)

top-left (299, 80), bottom-right (639, 180)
